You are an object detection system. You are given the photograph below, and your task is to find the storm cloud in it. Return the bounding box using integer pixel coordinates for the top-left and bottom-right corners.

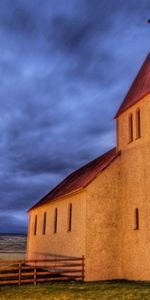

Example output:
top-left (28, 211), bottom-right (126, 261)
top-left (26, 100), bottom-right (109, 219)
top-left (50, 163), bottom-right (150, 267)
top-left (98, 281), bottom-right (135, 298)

top-left (0, 0), bottom-right (149, 233)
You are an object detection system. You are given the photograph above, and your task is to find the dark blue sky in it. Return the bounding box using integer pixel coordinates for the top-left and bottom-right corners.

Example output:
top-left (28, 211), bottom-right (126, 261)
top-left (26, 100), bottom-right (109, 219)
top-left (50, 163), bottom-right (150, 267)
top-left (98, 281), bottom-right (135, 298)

top-left (0, 0), bottom-right (149, 233)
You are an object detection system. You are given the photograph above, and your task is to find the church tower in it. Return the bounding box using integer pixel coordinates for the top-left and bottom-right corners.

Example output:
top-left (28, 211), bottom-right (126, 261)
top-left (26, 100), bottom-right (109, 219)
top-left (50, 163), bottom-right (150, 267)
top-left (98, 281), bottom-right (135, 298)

top-left (114, 53), bottom-right (150, 280)
top-left (115, 53), bottom-right (150, 152)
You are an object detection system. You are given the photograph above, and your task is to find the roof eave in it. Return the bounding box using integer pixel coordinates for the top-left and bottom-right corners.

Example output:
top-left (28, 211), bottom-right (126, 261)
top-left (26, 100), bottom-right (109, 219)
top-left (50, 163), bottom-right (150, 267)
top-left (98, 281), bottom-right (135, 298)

top-left (27, 149), bottom-right (120, 213)
top-left (27, 187), bottom-right (84, 213)
top-left (114, 92), bottom-right (150, 119)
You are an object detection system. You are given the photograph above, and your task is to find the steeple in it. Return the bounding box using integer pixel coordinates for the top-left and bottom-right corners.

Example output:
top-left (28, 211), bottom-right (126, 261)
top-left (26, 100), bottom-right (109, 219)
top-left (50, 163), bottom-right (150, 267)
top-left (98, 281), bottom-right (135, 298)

top-left (115, 53), bottom-right (150, 118)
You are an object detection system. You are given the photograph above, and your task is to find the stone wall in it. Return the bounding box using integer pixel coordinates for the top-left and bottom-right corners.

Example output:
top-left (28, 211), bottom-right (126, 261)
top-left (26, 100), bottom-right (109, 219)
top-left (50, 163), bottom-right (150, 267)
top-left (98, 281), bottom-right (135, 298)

top-left (85, 158), bottom-right (121, 281)
top-left (27, 190), bottom-right (86, 260)
top-left (118, 94), bottom-right (150, 280)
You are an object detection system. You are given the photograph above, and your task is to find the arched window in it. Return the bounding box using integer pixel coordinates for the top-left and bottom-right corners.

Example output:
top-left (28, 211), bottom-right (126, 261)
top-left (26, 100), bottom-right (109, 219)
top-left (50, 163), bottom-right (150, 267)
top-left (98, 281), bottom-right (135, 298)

top-left (34, 215), bottom-right (37, 235)
top-left (54, 208), bottom-right (58, 233)
top-left (128, 113), bottom-right (133, 143)
top-left (42, 212), bottom-right (47, 235)
top-left (67, 203), bottom-right (72, 232)
top-left (133, 208), bottom-right (139, 230)
top-left (136, 108), bottom-right (141, 139)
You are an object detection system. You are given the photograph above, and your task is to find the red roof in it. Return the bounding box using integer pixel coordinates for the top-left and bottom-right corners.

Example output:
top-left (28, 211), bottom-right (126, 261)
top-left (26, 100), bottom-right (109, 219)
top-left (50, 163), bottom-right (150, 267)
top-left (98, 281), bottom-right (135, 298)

top-left (28, 147), bottom-right (119, 211)
top-left (115, 53), bottom-right (150, 118)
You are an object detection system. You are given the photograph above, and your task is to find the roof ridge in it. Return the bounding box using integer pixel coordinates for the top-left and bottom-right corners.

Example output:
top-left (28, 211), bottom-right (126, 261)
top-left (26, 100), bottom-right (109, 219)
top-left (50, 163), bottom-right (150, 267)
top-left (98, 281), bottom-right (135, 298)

top-left (115, 52), bottom-right (150, 118)
top-left (135, 52), bottom-right (150, 80)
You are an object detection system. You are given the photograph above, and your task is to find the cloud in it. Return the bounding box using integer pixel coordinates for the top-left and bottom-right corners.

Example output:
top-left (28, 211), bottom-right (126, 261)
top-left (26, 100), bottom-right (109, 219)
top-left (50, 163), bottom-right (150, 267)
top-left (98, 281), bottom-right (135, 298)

top-left (0, 0), bottom-right (149, 233)
top-left (0, 213), bottom-right (27, 233)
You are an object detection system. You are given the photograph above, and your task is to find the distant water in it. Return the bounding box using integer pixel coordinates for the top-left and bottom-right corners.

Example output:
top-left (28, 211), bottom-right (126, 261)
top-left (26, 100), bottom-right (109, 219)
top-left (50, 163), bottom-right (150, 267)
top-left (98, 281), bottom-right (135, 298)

top-left (0, 234), bottom-right (27, 260)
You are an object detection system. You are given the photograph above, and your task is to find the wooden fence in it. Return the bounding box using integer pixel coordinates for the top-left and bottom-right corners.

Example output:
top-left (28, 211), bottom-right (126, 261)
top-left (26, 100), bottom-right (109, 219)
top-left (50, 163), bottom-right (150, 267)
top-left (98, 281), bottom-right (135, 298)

top-left (0, 257), bottom-right (85, 285)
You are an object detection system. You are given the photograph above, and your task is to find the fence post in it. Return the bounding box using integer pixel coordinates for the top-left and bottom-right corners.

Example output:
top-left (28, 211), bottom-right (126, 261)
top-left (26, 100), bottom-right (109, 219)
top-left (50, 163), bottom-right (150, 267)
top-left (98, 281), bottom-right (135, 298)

top-left (81, 256), bottom-right (85, 282)
top-left (34, 260), bottom-right (37, 286)
top-left (18, 263), bottom-right (22, 286)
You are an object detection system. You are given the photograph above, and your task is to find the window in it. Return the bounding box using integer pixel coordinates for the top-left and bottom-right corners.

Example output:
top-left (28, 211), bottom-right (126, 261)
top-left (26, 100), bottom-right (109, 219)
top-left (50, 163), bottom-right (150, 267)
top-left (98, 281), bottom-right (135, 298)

top-left (129, 113), bottom-right (133, 143)
top-left (133, 208), bottom-right (139, 230)
top-left (34, 215), bottom-right (37, 235)
top-left (54, 208), bottom-right (58, 233)
top-left (42, 212), bottom-right (47, 235)
top-left (116, 118), bottom-right (119, 150)
top-left (67, 203), bottom-right (72, 232)
top-left (136, 108), bottom-right (141, 139)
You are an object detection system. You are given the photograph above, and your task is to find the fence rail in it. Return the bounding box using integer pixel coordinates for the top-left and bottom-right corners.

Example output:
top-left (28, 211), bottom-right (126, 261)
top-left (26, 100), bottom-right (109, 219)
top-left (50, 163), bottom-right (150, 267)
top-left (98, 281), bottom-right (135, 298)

top-left (0, 257), bottom-right (85, 285)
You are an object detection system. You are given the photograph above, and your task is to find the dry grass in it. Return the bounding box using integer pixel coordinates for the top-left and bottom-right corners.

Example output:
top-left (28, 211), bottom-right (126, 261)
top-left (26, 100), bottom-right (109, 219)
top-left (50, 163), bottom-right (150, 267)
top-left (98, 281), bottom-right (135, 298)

top-left (1, 281), bottom-right (150, 300)
top-left (0, 235), bottom-right (26, 261)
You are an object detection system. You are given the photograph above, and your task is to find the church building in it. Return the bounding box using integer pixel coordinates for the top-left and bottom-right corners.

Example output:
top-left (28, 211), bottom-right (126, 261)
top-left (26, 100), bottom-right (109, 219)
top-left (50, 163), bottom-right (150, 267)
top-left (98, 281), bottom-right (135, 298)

top-left (27, 53), bottom-right (150, 281)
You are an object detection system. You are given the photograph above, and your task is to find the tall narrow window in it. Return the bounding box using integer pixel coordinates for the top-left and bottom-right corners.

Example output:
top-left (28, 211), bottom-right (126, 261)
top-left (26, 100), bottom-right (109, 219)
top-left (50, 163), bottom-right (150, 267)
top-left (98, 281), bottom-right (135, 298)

top-left (42, 212), bottom-right (47, 235)
top-left (34, 215), bottom-right (37, 236)
top-left (116, 118), bottom-right (119, 151)
top-left (129, 113), bottom-right (133, 143)
top-left (133, 208), bottom-right (139, 230)
top-left (67, 203), bottom-right (72, 232)
top-left (136, 108), bottom-right (141, 139)
top-left (54, 208), bottom-right (58, 233)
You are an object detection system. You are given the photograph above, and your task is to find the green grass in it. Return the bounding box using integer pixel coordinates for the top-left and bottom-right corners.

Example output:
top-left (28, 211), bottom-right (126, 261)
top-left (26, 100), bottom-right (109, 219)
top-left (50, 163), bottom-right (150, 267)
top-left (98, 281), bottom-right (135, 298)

top-left (1, 281), bottom-right (150, 300)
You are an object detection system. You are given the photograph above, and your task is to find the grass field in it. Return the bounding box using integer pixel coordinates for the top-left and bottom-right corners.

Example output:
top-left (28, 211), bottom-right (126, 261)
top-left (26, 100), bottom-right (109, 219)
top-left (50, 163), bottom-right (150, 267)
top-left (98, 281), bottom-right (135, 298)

top-left (1, 236), bottom-right (150, 299)
top-left (1, 281), bottom-right (150, 300)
